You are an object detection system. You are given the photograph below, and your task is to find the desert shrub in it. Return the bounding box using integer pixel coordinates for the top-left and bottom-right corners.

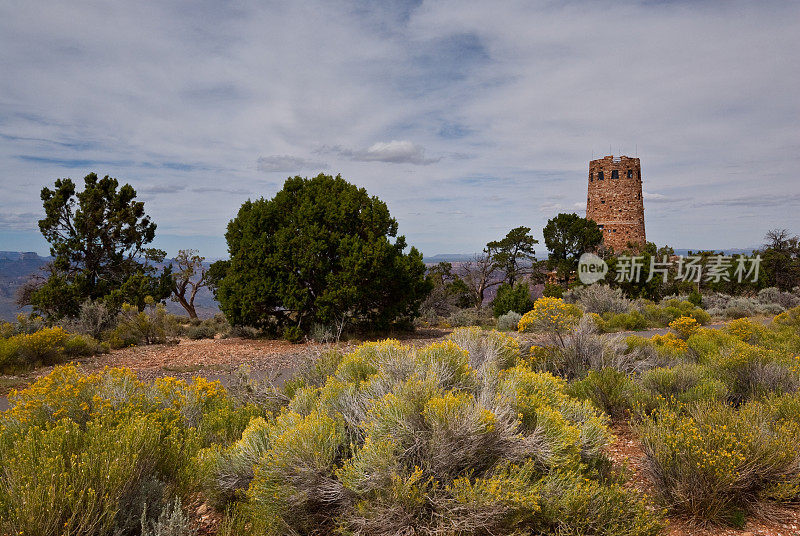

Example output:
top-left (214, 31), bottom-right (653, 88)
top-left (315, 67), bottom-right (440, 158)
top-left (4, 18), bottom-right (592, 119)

top-left (535, 316), bottom-right (648, 379)
top-left (141, 497), bottom-right (195, 536)
top-left (309, 322), bottom-right (336, 342)
top-left (215, 338), bottom-right (660, 535)
top-left (708, 343), bottom-right (800, 404)
top-left (496, 310), bottom-right (521, 331)
top-left (725, 317), bottom-right (769, 344)
top-left (568, 367), bottom-right (640, 420)
top-left (669, 315), bottom-right (700, 339)
top-left (688, 289), bottom-right (703, 306)
top-left (624, 333), bottom-right (689, 364)
top-left (63, 332), bottom-right (106, 356)
top-left (758, 287), bottom-right (800, 309)
top-left (187, 323), bottom-right (217, 340)
top-left (109, 302), bottom-right (178, 348)
top-left (492, 283), bottom-right (535, 318)
top-left (447, 327), bottom-right (520, 373)
top-left (639, 398), bottom-right (800, 523)
top-left (0, 365), bottom-right (257, 536)
top-left (11, 313), bottom-right (48, 334)
top-left (542, 283), bottom-right (564, 298)
top-left (774, 305), bottom-right (800, 331)
top-left (0, 326), bottom-right (73, 372)
top-left (70, 299), bottom-right (117, 339)
top-left (641, 300), bottom-right (710, 327)
top-left (517, 297), bottom-right (582, 341)
top-left (600, 310), bottom-right (648, 332)
top-left (639, 363), bottom-right (728, 406)
top-left (229, 325), bottom-right (262, 339)
top-left (200, 417), bottom-right (273, 505)
top-left (446, 307), bottom-right (491, 327)
top-left (724, 297), bottom-right (761, 318)
top-left (564, 284), bottom-right (631, 315)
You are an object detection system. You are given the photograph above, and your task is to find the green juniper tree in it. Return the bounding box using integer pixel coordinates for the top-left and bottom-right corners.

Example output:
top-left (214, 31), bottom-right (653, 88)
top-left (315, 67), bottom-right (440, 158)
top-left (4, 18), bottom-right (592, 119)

top-left (30, 173), bottom-right (171, 319)
top-left (217, 173), bottom-right (430, 339)
top-left (486, 226), bottom-right (538, 286)
top-left (543, 213), bottom-right (603, 285)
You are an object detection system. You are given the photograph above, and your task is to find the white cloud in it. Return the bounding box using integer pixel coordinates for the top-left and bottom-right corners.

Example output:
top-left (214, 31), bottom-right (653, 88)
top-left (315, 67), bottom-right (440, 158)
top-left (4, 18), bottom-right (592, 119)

top-left (322, 140), bottom-right (440, 165)
top-left (0, 1), bottom-right (798, 256)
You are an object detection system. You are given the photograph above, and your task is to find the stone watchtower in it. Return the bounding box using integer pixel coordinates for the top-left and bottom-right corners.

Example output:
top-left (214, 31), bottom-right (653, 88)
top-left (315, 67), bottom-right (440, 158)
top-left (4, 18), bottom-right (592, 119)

top-left (586, 155), bottom-right (646, 251)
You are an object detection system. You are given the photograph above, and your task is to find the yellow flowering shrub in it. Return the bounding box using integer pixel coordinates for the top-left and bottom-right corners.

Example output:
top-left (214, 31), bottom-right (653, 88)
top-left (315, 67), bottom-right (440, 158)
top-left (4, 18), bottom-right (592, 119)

top-left (724, 317), bottom-right (767, 344)
top-left (774, 305), bottom-right (800, 330)
top-left (649, 332), bottom-right (689, 353)
top-left (0, 326), bottom-right (104, 373)
top-left (669, 316), bottom-right (700, 339)
top-left (220, 339), bottom-right (659, 535)
top-left (517, 297), bottom-right (582, 337)
top-left (639, 398), bottom-right (800, 522)
top-left (0, 365), bottom-right (260, 536)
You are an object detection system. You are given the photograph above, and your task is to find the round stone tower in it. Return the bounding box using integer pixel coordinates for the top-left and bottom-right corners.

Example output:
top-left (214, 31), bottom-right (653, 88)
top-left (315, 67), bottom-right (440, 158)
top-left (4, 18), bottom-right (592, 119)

top-left (586, 155), bottom-right (646, 251)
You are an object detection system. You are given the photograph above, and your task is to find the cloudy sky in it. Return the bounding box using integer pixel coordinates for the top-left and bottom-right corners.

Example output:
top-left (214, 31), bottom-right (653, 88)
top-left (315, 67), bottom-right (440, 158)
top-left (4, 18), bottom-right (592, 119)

top-left (1, 0), bottom-right (798, 259)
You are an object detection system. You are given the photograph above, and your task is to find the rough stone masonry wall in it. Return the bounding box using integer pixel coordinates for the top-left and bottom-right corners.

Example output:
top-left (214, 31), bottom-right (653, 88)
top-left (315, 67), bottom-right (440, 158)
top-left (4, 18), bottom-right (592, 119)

top-left (586, 155), bottom-right (646, 251)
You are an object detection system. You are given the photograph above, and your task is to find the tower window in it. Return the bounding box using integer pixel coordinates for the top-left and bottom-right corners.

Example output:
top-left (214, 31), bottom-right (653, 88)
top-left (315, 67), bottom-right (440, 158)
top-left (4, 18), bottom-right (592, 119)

top-left (627, 169), bottom-right (633, 179)
top-left (589, 173), bottom-right (593, 182)
top-left (601, 200), bottom-right (605, 204)
top-left (598, 171), bottom-right (604, 181)
top-left (637, 170), bottom-right (641, 180)
top-left (611, 170), bottom-right (619, 180)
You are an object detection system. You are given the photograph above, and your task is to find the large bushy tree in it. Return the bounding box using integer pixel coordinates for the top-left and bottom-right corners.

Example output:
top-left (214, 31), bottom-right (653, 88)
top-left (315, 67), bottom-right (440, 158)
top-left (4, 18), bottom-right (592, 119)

top-left (543, 213), bottom-right (603, 284)
top-left (217, 174), bottom-right (431, 337)
top-left (30, 173), bottom-right (171, 318)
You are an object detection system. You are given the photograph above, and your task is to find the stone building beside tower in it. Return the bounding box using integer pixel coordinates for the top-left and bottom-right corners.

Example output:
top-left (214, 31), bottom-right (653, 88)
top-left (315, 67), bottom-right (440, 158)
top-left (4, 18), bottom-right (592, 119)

top-left (586, 155), bottom-right (646, 251)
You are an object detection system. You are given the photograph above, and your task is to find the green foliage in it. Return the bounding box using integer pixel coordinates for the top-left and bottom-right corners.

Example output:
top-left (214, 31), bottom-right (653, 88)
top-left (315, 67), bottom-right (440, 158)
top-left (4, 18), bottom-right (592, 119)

top-left (108, 301), bottom-right (178, 348)
top-left (492, 282), bottom-right (535, 317)
top-left (639, 363), bottom-right (728, 406)
top-left (31, 173), bottom-right (171, 319)
top-left (595, 299), bottom-right (710, 333)
top-left (567, 368), bottom-right (639, 421)
top-left (217, 174), bottom-right (431, 334)
top-left (688, 288), bottom-right (703, 306)
top-left (0, 326), bottom-right (105, 373)
top-left (543, 213), bottom-right (603, 282)
top-left (486, 226), bottom-right (538, 286)
top-left (543, 282), bottom-right (564, 298)
top-left (600, 310), bottom-right (648, 331)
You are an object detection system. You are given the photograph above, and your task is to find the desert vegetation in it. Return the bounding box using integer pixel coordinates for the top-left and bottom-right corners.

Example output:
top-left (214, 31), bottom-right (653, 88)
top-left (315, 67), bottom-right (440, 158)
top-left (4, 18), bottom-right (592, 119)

top-left (5, 169), bottom-right (800, 534)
